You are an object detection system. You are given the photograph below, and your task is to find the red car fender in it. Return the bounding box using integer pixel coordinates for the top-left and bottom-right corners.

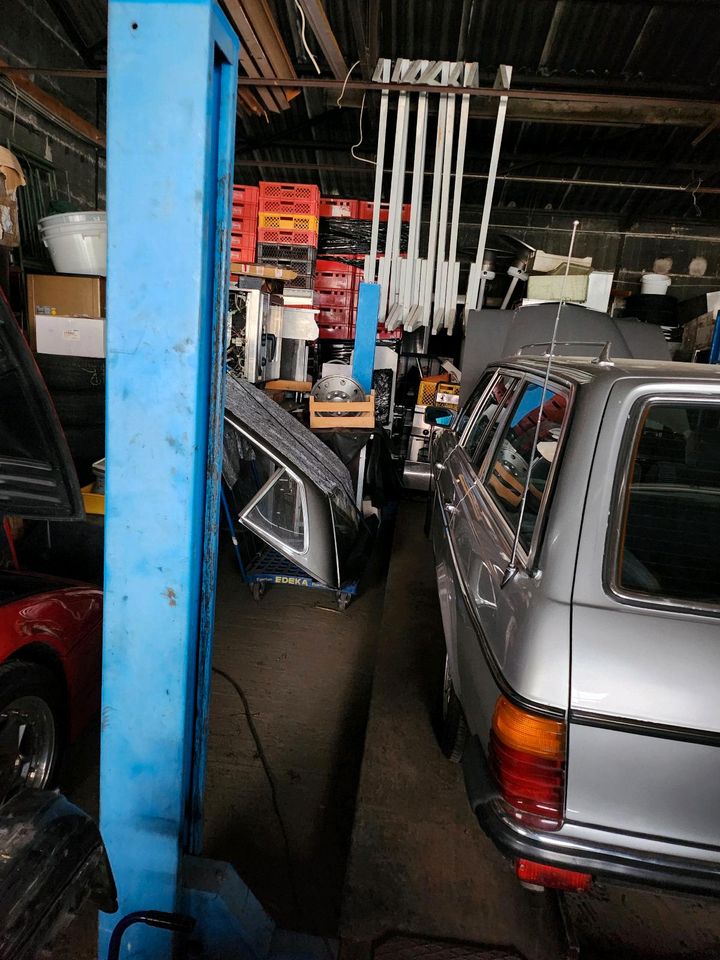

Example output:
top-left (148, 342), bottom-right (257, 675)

top-left (0, 587), bottom-right (103, 740)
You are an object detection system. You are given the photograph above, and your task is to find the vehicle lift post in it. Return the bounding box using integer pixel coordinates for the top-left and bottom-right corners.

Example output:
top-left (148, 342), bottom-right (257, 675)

top-left (100, 3), bottom-right (322, 957)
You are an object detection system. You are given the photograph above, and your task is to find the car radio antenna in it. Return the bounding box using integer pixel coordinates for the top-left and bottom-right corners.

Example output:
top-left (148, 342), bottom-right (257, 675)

top-left (501, 219), bottom-right (580, 588)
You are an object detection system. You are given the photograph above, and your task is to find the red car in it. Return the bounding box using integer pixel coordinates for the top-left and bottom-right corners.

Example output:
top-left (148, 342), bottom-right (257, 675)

top-left (0, 293), bottom-right (101, 800)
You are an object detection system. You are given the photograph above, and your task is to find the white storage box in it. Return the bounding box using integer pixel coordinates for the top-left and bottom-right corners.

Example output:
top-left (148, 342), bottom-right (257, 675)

top-left (35, 314), bottom-right (106, 357)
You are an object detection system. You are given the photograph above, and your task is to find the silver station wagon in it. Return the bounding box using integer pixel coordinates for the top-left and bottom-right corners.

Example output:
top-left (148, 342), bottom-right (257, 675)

top-left (428, 353), bottom-right (720, 894)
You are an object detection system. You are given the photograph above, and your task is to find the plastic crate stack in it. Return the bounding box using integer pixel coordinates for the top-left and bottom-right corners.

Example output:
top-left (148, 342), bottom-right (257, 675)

top-left (314, 258), bottom-right (362, 340)
top-left (230, 185), bottom-right (259, 264)
top-left (256, 182), bottom-right (320, 289)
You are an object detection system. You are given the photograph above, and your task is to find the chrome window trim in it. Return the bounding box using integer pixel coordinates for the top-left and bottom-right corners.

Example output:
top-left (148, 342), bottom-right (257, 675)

top-left (231, 426), bottom-right (310, 558)
top-left (604, 392), bottom-right (720, 618)
top-left (457, 370), bottom-right (512, 450)
top-left (455, 370), bottom-right (496, 445)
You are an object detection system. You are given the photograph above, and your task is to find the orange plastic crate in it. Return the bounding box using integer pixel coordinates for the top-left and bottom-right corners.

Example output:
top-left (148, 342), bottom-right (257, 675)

top-left (317, 323), bottom-right (353, 341)
top-left (233, 185), bottom-right (259, 205)
top-left (314, 288), bottom-right (354, 308)
top-left (231, 218), bottom-right (257, 235)
top-left (230, 236), bottom-right (257, 262)
top-left (315, 272), bottom-right (357, 293)
top-left (231, 199), bottom-right (258, 222)
top-left (357, 201), bottom-right (411, 222)
top-left (319, 197), bottom-right (359, 218)
top-left (257, 226), bottom-right (318, 247)
top-left (258, 212), bottom-right (319, 233)
top-left (259, 181), bottom-right (320, 214)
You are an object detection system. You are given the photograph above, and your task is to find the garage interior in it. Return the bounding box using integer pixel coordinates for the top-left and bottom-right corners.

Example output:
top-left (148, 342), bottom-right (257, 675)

top-left (2, 1), bottom-right (720, 959)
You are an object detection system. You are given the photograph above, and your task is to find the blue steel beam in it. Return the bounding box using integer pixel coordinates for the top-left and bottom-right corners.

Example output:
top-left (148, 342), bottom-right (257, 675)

top-left (100, 1), bottom-right (238, 956)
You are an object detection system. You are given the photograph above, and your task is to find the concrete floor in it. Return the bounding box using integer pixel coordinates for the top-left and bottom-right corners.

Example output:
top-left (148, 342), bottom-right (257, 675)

top-left (52, 501), bottom-right (720, 959)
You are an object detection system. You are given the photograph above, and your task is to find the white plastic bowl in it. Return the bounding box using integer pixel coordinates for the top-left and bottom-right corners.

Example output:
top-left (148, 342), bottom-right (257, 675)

top-left (38, 211), bottom-right (107, 276)
top-left (640, 272), bottom-right (671, 296)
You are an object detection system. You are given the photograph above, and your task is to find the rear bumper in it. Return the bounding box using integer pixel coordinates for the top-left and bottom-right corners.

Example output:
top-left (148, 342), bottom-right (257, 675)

top-left (463, 735), bottom-right (720, 896)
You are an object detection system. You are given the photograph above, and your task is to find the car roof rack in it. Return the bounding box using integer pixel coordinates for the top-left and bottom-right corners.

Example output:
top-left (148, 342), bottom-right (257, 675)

top-left (515, 340), bottom-right (613, 365)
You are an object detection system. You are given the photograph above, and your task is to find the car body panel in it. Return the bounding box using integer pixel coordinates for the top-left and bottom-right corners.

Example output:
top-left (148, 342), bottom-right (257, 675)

top-left (433, 354), bottom-right (720, 891)
top-left (0, 574), bottom-right (102, 739)
top-left (223, 374), bottom-right (362, 589)
top-left (568, 376), bottom-right (720, 848)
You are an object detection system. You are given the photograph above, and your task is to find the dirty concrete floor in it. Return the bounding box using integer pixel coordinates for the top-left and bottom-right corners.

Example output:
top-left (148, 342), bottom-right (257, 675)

top-left (201, 531), bottom-right (391, 934)
top-left (341, 501), bottom-right (566, 960)
top-left (53, 526), bottom-right (391, 956)
top-left (50, 502), bottom-right (720, 959)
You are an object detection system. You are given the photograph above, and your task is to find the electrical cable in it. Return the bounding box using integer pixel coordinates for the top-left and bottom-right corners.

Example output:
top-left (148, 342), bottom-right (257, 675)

top-left (294, 0), bottom-right (321, 75)
top-left (351, 92), bottom-right (376, 166)
top-left (211, 666), bottom-right (302, 918)
top-left (337, 60), bottom-right (360, 107)
top-left (212, 665), bottom-right (338, 957)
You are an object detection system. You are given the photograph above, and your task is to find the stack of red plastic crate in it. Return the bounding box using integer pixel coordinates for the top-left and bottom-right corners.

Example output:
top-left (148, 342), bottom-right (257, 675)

top-left (230, 185), bottom-right (259, 264)
top-left (314, 258), bottom-right (362, 340)
top-left (256, 182), bottom-right (320, 289)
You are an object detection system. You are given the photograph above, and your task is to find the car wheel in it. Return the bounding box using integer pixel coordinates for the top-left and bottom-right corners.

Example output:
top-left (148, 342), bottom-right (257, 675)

top-left (0, 662), bottom-right (64, 803)
top-left (438, 655), bottom-right (467, 763)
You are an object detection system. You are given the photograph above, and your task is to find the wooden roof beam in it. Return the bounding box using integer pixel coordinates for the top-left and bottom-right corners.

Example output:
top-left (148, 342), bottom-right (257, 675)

top-left (0, 58), bottom-right (104, 147)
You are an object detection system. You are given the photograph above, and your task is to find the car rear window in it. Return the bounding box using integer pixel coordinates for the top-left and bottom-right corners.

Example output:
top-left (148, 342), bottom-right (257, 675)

top-left (617, 401), bottom-right (720, 606)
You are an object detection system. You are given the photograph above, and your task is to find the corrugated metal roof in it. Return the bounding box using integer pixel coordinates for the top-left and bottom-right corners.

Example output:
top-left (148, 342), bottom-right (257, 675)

top-left (48, 0), bottom-right (720, 219)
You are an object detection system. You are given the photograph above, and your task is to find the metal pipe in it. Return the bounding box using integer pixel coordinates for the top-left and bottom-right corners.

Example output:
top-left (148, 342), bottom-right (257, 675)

top-left (3, 65), bottom-right (720, 117)
top-left (234, 157), bottom-right (720, 195)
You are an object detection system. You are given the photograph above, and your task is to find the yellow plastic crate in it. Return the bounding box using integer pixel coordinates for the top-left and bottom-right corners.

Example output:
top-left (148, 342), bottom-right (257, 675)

top-left (81, 483), bottom-right (105, 515)
top-left (417, 379), bottom-right (438, 406)
top-left (258, 211), bottom-right (319, 233)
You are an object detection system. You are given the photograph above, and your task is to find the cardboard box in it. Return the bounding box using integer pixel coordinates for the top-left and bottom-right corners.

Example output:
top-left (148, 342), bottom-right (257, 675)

top-left (681, 310), bottom-right (717, 358)
top-left (526, 273), bottom-right (589, 303)
top-left (35, 314), bottom-right (106, 358)
top-left (26, 274), bottom-right (106, 349)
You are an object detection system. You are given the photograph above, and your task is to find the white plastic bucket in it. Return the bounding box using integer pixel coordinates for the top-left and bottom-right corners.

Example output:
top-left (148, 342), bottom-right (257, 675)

top-left (38, 211), bottom-right (107, 276)
top-left (640, 272), bottom-right (671, 295)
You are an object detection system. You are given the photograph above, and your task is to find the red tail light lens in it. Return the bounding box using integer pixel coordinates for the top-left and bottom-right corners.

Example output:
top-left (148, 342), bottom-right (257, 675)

top-left (516, 859), bottom-right (592, 892)
top-left (489, 696), bottom-right (566, 830)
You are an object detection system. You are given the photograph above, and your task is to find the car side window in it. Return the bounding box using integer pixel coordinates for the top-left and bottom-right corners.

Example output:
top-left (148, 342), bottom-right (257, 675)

top-left (483, 380), bottom-right (569, 549)
top-left (453, 370), bottom-right (494, 436)
top-left (462, 374), bottom-right (520, 467)
top-left (615, 400), bottom-right (720, 606)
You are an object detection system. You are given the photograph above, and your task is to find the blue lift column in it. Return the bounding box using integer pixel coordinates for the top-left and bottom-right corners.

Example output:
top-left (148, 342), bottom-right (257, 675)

top-left (100, 1), bottom-right (242, 955)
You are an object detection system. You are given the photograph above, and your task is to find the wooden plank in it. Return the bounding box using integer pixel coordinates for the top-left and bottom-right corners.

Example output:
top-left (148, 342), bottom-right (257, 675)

top-left (219, 0), bottom-right (298, 111)
top-left (310, 391), bottom-right (375, 429)
top-left (264, 379), bottom-right (312, 392)
top-left (0, 58), bottom-right (105, 147)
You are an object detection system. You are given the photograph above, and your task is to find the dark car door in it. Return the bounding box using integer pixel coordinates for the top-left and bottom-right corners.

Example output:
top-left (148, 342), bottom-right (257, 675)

top-left (0, 294), bottom-right (83, 520)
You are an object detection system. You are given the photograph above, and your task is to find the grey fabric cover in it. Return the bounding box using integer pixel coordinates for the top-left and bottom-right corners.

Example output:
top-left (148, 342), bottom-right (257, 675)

top-left (460, 303), bottom-right (670, 405)
top-left (223, 373), bottom-right (356, 504)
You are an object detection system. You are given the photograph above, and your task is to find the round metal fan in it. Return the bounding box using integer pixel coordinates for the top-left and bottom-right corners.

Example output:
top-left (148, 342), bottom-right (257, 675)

top-left (310, 375), bottom-right (366, 416)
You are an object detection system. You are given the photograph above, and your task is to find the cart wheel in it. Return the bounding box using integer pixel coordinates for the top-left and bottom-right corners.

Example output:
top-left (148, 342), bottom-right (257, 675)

top-left (251, 582), bottom-right (266, 602)
top-left (337, 591), bottom-right (352, 611)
